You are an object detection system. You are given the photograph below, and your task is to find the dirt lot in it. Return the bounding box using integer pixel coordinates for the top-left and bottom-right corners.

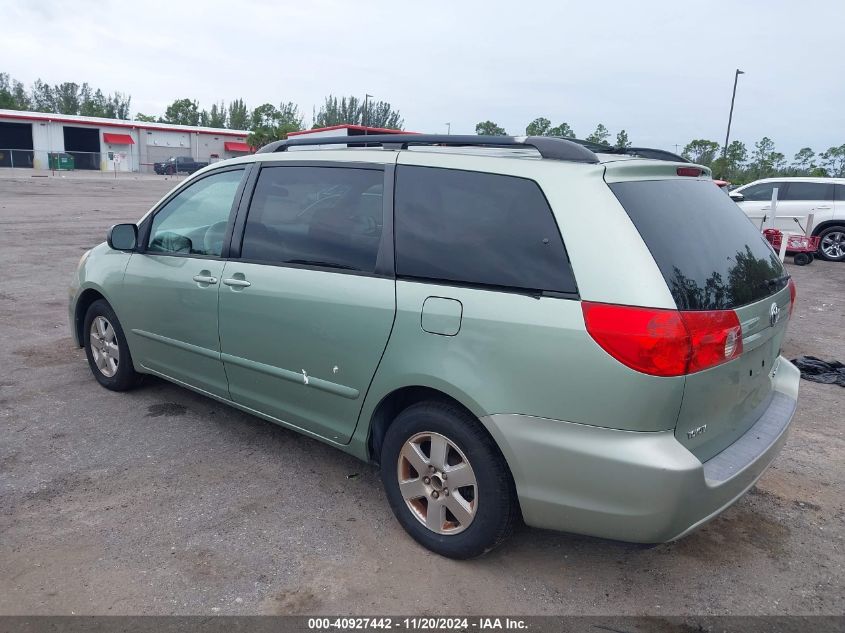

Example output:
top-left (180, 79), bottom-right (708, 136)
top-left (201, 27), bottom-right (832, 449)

top-left (0, 173), bottom-right (842, 616)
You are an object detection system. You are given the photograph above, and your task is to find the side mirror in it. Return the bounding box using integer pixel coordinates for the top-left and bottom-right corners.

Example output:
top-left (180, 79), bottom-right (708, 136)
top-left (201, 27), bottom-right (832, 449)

top-left (729, 192), bottom-right (745, 202)
top-left (107, 223), bottom-right (137, 251)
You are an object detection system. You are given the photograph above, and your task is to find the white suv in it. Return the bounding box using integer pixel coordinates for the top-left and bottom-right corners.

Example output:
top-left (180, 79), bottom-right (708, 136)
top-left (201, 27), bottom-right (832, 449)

top-left (729, 177), bottom-right (845, 261)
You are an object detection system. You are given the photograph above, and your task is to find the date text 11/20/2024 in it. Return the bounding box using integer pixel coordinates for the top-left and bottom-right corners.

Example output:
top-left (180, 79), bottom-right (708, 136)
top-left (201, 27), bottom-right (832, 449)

top-left (308, 617), bottom-right (528, 630)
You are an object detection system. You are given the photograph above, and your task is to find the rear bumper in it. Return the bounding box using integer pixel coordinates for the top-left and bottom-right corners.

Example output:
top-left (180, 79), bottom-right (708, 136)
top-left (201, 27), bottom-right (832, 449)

top-left (481, 356), bottom-right (799, 543)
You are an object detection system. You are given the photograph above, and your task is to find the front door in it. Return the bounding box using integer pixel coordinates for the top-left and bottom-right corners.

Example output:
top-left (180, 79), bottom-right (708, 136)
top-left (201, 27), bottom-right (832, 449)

top-left (218, 163), bottom-right (395, 443)
top-left (735, 181), bottom-right (784, 229)
top-left (120, 167), bottom-right (247, 398)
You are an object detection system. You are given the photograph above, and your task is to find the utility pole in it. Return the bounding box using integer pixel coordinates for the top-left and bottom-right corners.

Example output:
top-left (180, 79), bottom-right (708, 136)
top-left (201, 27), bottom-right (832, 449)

top-left (722, 69), bottom-right (745, 160)
top-left (363, 94), bottom-right (373, 132)
top-left (445, 122), bottom-right (451, 135)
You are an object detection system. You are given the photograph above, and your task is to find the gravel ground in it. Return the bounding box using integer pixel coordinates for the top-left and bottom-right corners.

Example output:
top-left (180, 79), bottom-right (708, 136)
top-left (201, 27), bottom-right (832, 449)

top-left (0, 174), bottom-right (842, 616)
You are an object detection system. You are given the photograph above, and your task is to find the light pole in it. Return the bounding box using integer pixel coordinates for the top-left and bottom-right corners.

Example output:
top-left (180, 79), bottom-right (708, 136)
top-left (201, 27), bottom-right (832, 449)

top-left (445, 122), bottom-right (451, 135)
top-left (722, 69), bottom-right (745, 161)
top-left (363, 93), bottom-right (373, 132)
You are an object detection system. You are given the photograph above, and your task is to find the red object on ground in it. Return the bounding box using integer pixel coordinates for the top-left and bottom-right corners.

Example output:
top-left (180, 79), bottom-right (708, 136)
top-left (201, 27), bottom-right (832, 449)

top-left (763, 228), bottom-right (820, 253)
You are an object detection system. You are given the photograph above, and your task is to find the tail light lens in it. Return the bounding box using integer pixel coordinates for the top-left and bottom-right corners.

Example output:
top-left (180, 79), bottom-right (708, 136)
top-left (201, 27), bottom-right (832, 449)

top-left (788, 278), bottom-right (796, 318)
top-left (676, 167), bottom-right (703, 177)
top-left (582, 302), bottom-right (743, 377)
top-left (681, 310), bottom-right (744, 373)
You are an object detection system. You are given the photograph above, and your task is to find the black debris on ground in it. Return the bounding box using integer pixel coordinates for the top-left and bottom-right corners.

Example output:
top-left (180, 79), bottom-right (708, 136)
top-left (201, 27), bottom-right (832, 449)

top-left (791, 356), bottom-right (845, 387)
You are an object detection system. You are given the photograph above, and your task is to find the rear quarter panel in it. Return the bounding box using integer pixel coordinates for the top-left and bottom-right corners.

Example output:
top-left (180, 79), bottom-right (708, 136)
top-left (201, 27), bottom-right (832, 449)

top-left (353, 279), bottom-right (686, 454)
top-left (351, 154), bottom-right (689, 456)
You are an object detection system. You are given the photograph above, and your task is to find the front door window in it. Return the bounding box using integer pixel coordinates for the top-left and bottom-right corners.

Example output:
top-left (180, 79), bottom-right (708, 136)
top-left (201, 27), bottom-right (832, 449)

top-left (149, 169), bottom-right (244, 256)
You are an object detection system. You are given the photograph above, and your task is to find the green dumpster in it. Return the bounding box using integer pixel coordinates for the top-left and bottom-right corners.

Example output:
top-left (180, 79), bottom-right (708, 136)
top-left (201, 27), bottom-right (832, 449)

top-left (48, 152), bottom-right (75, 170)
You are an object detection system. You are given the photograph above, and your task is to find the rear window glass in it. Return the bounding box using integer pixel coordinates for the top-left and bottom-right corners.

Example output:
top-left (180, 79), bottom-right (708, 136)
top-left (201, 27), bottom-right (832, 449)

top-left (610, 179), bottom-right (786, 310)
top-left (394, 166), bottom-right (576, 294)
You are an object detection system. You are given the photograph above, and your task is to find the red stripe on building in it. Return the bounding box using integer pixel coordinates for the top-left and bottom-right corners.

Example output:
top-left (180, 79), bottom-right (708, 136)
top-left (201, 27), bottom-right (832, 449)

top-left (0, 111), bottom-right (249, 137)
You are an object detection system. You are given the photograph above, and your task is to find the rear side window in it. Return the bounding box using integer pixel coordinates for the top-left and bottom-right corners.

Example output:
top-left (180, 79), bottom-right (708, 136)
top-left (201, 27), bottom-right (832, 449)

top-left (782, 182), bottom-right (831, 201)
top-left (836, 184), bottom-right (845, 201)
top-left (241, 166), bottom-right (384, 272)
top-left (394, 166), bottom-right (576, 294)
top-left (740, 182), bottom-right (782, 201)
top-left (610, 179), bottom-right (785, 310)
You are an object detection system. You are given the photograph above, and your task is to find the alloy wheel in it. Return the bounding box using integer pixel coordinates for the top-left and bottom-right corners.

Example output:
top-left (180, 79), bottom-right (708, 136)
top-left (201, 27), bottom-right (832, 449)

top-left (397, 432), bottom-right (477, 535)
top-left (89, 316), bottom-right (120, 378)
top-left (820, 230), bottom-right (845, 260)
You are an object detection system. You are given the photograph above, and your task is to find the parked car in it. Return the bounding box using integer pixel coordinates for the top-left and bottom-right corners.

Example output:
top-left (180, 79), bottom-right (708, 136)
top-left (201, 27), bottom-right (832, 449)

top-left (69, 135), bottom-right (799, 558)
top-left (152, 158), bottom-right (171, 174)
top-left (154, 156), bottom-right (209, 175)
top-left (729, 177), bottom-right (845, 261)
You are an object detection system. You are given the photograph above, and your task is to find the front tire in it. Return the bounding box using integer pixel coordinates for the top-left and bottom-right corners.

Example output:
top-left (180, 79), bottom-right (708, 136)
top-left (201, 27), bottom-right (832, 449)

top-left (817, 225), bottom-right (845, 261)
top-left (380, 400), bottom-right (518, 559)
top-left (83, 300), bottom-right (141, 391)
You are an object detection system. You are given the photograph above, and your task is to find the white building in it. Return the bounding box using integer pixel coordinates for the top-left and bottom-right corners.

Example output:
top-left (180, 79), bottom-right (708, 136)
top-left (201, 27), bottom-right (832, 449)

top-left (0, 109), bottom-right (251, 173)
top-left (286, 124), bottom-right (410, 148)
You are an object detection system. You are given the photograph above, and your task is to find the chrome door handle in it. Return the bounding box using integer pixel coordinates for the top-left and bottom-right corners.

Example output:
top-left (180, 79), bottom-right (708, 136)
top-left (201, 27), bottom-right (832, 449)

top-left (815, 206), bottom-right (832, 210)
top-left (192, 275), bottom-right (218, 284)
top-left (222, 278), bottom-right (251, 288)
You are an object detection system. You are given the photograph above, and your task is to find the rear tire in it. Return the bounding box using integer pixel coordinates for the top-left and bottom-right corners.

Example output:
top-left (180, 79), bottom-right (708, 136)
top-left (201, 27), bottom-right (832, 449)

top-left (380, 400), bottom-right (518, 559)
top-left (83, 300), bottom-right (141, 391)
top-left (817, 225), bottom-right (845, 261)
top-left (793, 252), bottom-right (812, 266)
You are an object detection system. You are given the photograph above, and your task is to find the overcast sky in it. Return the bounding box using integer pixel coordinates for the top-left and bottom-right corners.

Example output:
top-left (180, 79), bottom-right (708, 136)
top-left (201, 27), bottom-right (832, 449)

top-left (4, 0), bottom-right (842, 157)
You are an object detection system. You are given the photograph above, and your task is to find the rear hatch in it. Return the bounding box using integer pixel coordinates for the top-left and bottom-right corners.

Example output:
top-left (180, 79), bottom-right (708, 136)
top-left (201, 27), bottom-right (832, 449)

top-left (608, 175), bottom-right (792, 461)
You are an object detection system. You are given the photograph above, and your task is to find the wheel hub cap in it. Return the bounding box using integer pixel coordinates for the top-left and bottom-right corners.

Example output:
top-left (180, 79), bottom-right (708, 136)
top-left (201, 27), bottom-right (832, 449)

top-left (89, 316), bottom-right (119, 378)
top-left (397, 432), bottom-right (477, 535)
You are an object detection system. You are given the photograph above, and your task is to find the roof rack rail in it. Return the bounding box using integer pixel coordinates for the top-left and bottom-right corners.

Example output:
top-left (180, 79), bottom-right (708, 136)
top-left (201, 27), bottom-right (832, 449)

top-left (255, 134), bottom-right (600, 164)
top-left (564, 138), bottom-right (690, 163)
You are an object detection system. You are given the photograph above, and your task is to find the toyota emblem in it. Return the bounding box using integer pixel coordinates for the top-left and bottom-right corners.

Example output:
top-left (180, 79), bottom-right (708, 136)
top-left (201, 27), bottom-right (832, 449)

top-left (769, 302), bottom-right (780, 327)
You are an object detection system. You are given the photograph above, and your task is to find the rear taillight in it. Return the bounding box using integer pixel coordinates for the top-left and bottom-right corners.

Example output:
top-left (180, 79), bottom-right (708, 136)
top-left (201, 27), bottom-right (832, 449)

top-left (582, 302), bottom-right (743, 377)
top-left (788, 278), bottom-right (796, 318)
top-left (676, 167), bottom-right (703, 177)
top-left (681, 310), bottom-right (744, 373)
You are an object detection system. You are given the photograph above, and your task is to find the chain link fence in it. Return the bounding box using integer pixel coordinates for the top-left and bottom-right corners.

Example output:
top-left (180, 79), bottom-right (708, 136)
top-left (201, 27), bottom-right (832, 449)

top-left (0, 147), bottom-right (242, 175)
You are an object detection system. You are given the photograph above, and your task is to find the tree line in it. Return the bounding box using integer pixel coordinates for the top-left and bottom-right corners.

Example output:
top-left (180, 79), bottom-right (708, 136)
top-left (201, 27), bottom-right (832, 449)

top-left (478, 117), bottom-right (845, 181)
top-left (680, 137), bottom-right (845, 181)
top-left (477, 119), bottom-right (629, 148)
top-left (3, 73), bottom-right (842, 180)
top-left (1, 73), bottom-right (131, 119)
top-left (0, 73), bottom-right (404, 150)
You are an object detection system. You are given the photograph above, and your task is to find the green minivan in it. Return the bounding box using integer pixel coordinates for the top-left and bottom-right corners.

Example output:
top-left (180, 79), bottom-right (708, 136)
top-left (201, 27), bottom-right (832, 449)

top-left (69, 135), bottom-right (799, 558)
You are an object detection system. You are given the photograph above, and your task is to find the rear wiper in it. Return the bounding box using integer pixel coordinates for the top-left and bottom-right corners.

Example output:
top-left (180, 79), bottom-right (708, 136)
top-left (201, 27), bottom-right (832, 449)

top-left (286, 259), bottom-right (360, 271)
top-left (759, 274), bottom-right (790, 290)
